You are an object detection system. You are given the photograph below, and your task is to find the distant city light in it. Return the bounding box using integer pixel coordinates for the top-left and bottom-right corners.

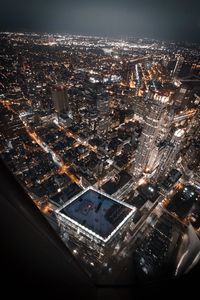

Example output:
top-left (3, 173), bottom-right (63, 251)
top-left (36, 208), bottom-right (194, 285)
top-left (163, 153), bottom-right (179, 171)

top-left (0, 32), bottom-right (200, 282)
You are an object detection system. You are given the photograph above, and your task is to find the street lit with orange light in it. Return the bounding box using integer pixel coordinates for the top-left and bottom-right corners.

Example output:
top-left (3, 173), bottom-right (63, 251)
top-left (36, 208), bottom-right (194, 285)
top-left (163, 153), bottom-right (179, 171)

top-left (1, 32), bottom-right (200, 283)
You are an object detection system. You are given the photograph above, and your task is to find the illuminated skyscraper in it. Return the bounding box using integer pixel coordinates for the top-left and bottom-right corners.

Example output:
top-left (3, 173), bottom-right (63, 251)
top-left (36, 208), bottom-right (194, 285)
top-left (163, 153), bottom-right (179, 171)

top-left (96, 94), bottom-right (110, 138)
top-left (173, 54), bottom-right (184, 78)
top-left (133, 87), bottom-right (172, 177)
top-left (152, 128), bottom-right (185, 181)
top-left (55, 187), bottom-right (136, 267)
top-left (145, 107), bottom-right (175, 173)
top-left (174, 85), bottom-right (188, 110)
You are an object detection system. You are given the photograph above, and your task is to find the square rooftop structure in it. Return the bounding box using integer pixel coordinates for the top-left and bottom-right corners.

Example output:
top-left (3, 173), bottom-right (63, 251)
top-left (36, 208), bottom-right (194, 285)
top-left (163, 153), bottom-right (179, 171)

top-left (55, 186), bottom-right (136, 244)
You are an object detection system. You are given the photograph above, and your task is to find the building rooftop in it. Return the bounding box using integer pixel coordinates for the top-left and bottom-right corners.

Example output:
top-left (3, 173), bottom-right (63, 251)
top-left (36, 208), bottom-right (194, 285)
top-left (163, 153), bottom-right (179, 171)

top-left (167, 185), bottom-right (198, 218)
top-left (50, 183), bottom-right (82, 206)
top-left (102, 170), bottom-right (132, 195)
top-left (56, 187), bottom-right (135, 242)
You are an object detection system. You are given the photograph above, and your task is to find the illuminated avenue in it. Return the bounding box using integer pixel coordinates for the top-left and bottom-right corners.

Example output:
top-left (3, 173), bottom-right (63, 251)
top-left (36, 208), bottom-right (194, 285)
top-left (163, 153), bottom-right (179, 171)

top-left (0, 32), bottom-right (200, 283)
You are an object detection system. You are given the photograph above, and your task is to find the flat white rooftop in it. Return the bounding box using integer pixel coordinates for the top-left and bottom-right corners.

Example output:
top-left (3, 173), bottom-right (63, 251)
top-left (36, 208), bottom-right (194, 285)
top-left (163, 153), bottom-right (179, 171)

top-left (56, 186), bottom-right (136, 243)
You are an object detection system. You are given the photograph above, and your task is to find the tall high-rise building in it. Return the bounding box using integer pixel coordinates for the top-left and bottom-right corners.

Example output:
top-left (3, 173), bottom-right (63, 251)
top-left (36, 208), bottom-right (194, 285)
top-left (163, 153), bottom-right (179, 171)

top-left (133, 87), bottom-right (172, 177)
top-left (152, 128), bottom-right (185, 181)
top-left (180, 106), bottom-right (200, 179)
top-left (145, 107), bottom-right (175, 173)
top-left (174, 84), bottom-right (188, 110)
top-left (55, 187), bottom-right (136, 267)
top-left (173, 54), bottom-right (184, 78)
top-left (96, 94), bottom-right (110, 138)
top-left (52, 85), bottom-right (69, 114)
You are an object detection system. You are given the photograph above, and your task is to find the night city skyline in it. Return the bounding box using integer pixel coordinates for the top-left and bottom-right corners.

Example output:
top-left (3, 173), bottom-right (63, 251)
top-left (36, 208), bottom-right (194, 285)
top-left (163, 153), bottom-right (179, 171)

top-left (1, 1), bottom-right (200, 297)
top-left (0, 0), bottom-right (200, 42)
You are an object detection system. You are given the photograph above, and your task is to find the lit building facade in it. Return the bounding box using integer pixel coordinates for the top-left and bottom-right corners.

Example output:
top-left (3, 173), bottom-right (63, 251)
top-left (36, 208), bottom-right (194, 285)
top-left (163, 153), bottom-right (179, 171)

top-left (173, 54), bottom-right (184, 78)
top-left (133, 89), bottom-right (172, 177)
top-left (55, 187), bottom-right (136, 266)
top-left (152, 128), bottom-right (185, 181)
top-left (96, 94), bottom-right (110, 138)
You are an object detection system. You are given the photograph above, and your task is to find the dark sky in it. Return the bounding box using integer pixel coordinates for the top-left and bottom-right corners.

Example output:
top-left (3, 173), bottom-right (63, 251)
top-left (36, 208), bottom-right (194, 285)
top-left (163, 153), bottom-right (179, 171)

top-left (1, 0), bottom-right (200, 42)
